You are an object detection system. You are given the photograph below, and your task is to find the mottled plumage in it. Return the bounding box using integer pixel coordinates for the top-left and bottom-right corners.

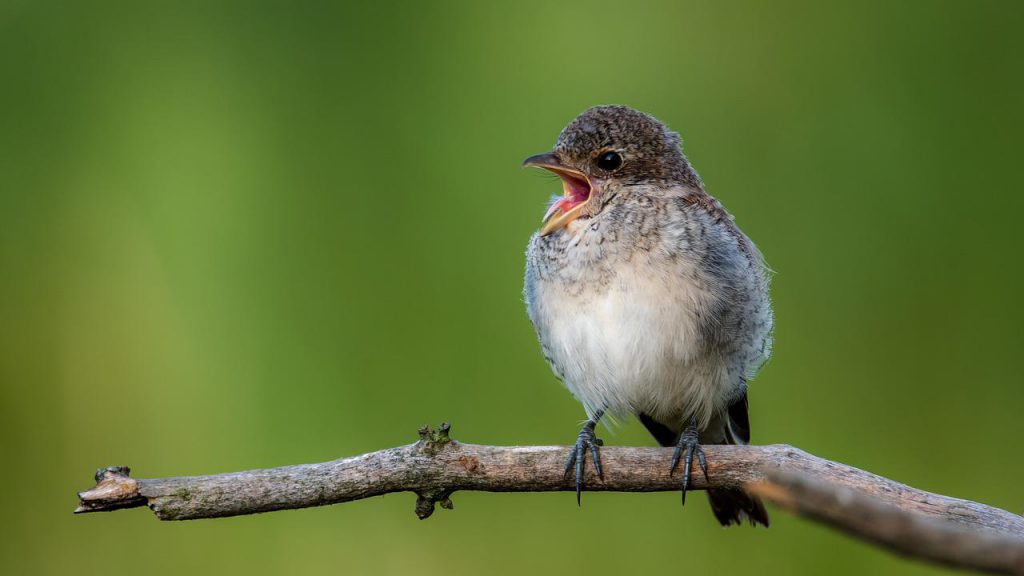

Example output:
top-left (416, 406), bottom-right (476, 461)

top-left (523, 105), bottom-right (772, 526)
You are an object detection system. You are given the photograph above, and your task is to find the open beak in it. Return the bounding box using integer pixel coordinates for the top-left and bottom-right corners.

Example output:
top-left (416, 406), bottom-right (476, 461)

top-left (522, 152), bottom-right (594, 236)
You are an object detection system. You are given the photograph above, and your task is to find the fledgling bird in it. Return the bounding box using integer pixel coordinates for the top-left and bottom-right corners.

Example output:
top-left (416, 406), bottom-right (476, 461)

top-left (523, 105), bottom-right (772, 526)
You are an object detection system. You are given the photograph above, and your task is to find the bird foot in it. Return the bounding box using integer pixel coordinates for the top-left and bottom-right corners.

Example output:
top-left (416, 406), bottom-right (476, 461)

top-left (669, 418), bottom-right (708, 505)
top-left (564, 420), bottom-right (604, 505)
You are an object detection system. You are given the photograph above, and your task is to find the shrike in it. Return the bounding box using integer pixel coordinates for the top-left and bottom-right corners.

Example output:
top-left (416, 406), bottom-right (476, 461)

top-left (523, 105), bottom-right (771, 526)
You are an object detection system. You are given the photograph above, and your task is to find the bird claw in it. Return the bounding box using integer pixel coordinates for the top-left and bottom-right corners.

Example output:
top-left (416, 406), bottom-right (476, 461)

top-left (669, 419), bottom-right (708, 506)
top-left (564, 422), bottom-right (604, 505)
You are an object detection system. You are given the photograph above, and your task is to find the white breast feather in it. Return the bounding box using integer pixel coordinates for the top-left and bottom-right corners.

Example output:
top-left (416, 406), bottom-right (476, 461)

top-left (534, 258), bottom-right (731, 429)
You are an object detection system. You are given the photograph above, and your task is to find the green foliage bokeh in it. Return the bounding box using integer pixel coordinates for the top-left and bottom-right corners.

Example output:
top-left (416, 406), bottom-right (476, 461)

top-left (2, 1), bottom-right (1022, 574)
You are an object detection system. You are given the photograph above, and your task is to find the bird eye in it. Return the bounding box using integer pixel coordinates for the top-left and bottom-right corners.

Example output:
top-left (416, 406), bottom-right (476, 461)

top-left (596, 151), bottom-right (622, 172)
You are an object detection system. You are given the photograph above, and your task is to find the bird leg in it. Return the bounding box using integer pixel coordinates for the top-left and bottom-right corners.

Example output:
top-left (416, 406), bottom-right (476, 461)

top-left (563, 409), bottom-right (604, 505)
top-left (669, 416), bottom-right (708, 505)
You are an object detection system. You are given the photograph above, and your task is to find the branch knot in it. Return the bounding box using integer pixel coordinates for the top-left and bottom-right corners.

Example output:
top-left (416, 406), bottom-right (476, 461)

top-left (76, 466), bottom-right (145, 514)
top-left (414, 489), bottom-right (454, 520)
top-left (416, 422), bottom-right (453, 456)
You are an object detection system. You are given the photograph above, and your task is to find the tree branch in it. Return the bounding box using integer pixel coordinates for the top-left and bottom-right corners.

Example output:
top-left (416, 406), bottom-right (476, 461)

top-left (76, 424), bottom-right (1024, 575)
top-left (749, 472), bottom-right (1024, 574)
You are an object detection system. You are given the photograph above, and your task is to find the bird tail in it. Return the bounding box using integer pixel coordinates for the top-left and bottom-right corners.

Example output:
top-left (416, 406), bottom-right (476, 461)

top-left (711, 390), bottom-right (769, 527)
top-left (706, 487), bottom-right (769, 527)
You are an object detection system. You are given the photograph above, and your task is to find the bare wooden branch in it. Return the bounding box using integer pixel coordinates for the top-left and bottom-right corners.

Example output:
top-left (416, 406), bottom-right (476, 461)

top-left (749, 472), bottom-right (1024, 575)
top-left (76, 424), bottom-right (1024, 574)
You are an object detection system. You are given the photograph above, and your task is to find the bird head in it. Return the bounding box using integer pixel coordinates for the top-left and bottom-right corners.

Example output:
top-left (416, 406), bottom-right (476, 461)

top-left (523, 105), bottom-right (701, 236)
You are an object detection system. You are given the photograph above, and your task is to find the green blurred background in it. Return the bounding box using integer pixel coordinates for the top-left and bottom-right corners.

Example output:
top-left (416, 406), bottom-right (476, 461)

top-left (2, 1), bottom-right (1022, 574)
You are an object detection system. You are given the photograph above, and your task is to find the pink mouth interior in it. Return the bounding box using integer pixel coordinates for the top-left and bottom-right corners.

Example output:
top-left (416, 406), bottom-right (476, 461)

top-left (543, 172), bottom-right (589, 220)
top-left (541, 170), bottom-right (594, 226)
top-left (558, 172), bottom-right (591, 210)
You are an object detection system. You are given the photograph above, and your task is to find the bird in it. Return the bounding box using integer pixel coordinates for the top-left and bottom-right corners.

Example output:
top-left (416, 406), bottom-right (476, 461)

top-left (522, 105), bottom-right (772, 527)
